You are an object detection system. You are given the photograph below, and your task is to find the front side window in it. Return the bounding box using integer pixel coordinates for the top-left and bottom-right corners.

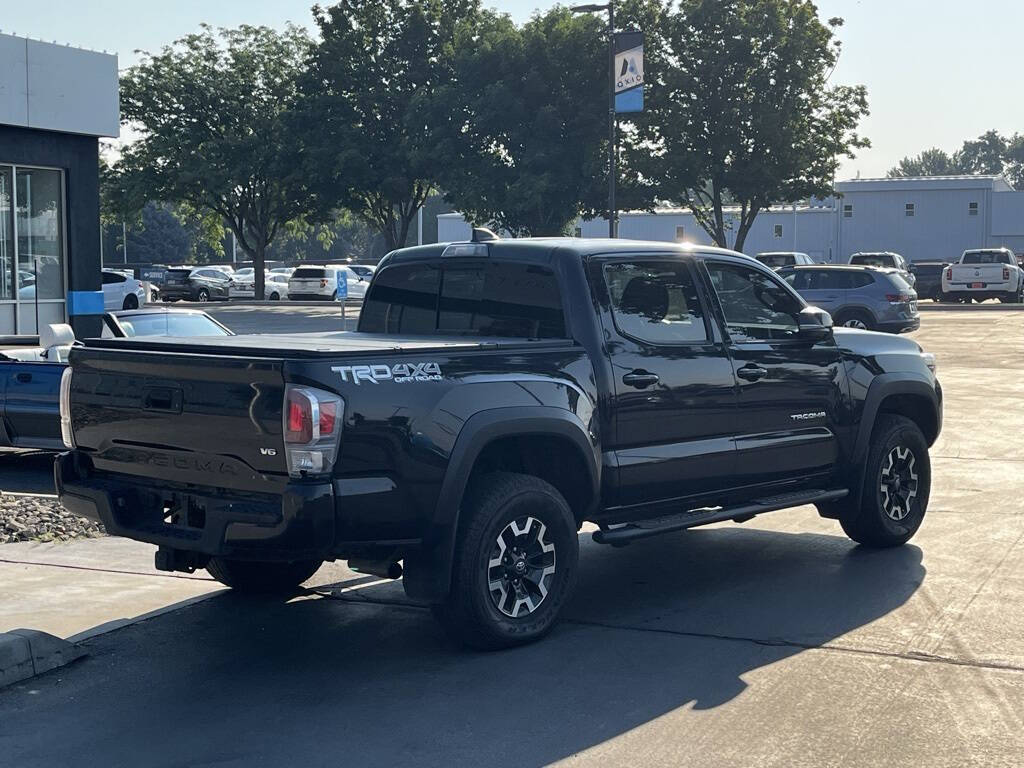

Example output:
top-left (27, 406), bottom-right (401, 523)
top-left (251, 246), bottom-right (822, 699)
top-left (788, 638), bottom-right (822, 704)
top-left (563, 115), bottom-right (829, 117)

top-left (603, 260), bottom-right (708, 344)
top-left (704, 262), bottom-right (803, 341)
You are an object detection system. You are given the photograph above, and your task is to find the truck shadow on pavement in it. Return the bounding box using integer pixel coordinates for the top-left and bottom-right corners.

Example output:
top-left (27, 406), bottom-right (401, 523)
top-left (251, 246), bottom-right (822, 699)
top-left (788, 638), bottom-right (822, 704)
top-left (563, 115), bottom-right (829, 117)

top-left (3, 526), bottom-right (924, 767)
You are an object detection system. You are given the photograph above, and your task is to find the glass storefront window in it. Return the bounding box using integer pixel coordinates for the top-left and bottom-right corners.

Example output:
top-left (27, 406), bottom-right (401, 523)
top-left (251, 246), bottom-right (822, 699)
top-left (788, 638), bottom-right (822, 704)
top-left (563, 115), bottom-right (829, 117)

top-left (0, 164), bottom-right (66, 335)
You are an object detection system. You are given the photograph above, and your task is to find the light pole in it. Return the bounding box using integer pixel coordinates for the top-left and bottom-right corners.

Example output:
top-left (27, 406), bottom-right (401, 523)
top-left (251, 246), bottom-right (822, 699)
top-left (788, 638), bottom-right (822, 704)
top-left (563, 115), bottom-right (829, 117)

top-left (571, 2), bottom-right (617, 238)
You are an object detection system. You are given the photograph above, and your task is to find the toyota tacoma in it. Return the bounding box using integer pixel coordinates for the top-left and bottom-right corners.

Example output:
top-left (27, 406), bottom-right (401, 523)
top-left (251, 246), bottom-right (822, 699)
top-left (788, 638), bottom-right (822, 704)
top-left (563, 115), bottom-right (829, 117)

top-left (56, 236), bottom-right (942, 649)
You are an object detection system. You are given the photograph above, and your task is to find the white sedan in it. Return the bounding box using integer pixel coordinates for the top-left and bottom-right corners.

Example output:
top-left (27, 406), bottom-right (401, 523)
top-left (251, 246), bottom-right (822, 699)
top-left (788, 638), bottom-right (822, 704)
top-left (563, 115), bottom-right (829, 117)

top-left (102, 269), bottom-right (147, 310)
top-left (266, 273), bottom-right (290, 300)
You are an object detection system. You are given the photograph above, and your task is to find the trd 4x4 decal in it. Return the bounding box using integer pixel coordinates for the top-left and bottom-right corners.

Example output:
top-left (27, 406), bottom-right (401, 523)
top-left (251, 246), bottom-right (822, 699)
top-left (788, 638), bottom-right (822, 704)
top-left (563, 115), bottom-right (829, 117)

top-left (332, 362), bottom-right (443, 385)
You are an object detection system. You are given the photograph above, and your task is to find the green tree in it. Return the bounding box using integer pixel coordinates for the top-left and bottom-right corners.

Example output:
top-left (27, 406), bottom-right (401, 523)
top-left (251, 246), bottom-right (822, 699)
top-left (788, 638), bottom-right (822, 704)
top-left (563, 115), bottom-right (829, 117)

top-left (954, 129), bottom-right (1007, 175)
top-left (428, 7), bottom-right (611, 236)
top-left (622, 0), bottom-right (869, 252)
top-left (887, 148), bottom-right (961, 178)
top-left (298, 0), bottom-right (478, 251)
top-left (115, 24), bottom-right (313, 298)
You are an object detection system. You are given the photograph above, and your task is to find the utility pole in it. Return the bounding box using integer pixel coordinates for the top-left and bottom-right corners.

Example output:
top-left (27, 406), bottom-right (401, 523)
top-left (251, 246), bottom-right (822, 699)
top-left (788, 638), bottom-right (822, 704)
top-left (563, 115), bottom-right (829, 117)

top-left (571, 1), bottom-right (617, 238)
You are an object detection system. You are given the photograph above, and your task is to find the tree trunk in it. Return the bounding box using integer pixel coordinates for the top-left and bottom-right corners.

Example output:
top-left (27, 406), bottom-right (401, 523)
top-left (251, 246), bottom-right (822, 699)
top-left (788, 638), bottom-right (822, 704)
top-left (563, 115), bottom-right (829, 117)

top-left (253, 240), bottom-right (267, 300)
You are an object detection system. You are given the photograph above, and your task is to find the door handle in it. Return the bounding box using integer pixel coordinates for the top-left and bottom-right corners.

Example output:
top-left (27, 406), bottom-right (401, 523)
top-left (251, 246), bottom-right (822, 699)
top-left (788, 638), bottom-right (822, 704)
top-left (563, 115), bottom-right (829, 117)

top-left (16, 372), bottom-right (32, 383)
top-left (736, 365), bottom-right (768, 382)
top-left (622, 370), bottom-right (660, 389)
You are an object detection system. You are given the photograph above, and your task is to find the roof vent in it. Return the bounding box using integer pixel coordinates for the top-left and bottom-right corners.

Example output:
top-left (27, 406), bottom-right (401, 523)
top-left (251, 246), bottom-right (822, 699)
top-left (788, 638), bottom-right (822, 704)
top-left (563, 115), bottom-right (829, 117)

top-left (471, 227), bottom-right (499, 243)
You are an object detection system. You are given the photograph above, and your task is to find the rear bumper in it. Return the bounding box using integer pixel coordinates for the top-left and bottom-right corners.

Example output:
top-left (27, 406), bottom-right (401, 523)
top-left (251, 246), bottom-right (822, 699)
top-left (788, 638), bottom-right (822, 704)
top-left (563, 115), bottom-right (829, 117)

top-left (876, 317), bottom-right (920, 334)
top-left (55, 452), bottom-right (335, 561)
top-left (288, 293), bottom-right (335, 301)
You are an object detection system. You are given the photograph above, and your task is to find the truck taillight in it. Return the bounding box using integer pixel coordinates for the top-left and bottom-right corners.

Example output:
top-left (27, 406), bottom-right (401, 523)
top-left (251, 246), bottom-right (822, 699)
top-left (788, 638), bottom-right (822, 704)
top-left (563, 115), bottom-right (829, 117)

top-left (283, 385), bottom-right (343, 477)
top-left (946, 267), bottom-right (953, 280)
top-left (59, 367), bottom-right (75, 449)
top-left (1003, 267), bottom-right (1011, 280)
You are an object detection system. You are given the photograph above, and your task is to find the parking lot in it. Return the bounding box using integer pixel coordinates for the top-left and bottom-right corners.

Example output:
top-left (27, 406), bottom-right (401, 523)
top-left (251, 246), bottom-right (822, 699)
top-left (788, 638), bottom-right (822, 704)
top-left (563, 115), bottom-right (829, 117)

top-left (1, 304), bottom-right (1023, 767)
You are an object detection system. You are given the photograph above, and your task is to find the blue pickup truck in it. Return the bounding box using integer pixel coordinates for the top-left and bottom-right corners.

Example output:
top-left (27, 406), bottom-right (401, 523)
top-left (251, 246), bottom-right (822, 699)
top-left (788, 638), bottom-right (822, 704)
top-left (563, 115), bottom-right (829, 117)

top-left (1, 309), bottom-right (232, 450)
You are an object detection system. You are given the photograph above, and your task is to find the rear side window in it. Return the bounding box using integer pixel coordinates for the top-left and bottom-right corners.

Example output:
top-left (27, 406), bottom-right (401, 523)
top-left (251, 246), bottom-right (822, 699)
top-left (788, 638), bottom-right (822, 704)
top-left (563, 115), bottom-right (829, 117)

top-left (847, 271), bottom-right (875, 288)
top-left (602, 261), bottom-right (708, 344)
top-left (102, 272), bottom-right (126, 284)
top-left (886, 273), bottom-right (912, 291)
top-left (359, 261), bottom-right (566, 339)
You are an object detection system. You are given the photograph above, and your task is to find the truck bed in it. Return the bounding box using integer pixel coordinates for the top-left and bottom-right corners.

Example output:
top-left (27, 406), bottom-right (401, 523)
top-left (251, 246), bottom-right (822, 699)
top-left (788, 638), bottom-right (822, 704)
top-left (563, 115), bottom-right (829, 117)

top-left (81, 330), bottom-right (570, 358)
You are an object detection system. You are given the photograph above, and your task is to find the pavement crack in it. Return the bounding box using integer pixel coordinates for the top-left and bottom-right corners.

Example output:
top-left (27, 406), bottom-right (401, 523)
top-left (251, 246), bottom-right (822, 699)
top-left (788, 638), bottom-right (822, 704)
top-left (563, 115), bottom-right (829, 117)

top-left (0, 557), bottom-right (215, 582)
top-left (562, 617), bottom-right (1024, 674)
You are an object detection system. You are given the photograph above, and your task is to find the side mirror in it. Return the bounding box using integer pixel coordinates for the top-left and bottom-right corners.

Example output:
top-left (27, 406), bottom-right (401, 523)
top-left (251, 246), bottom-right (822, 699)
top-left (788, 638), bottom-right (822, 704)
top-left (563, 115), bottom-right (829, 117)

top-left (798, 306), bottom-right (833, 343)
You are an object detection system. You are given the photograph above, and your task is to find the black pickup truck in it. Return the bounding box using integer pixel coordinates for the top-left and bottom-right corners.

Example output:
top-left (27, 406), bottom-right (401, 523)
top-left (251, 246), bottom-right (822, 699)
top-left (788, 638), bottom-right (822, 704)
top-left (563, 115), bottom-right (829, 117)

top-left (57, 237), bottom-right (942, 649)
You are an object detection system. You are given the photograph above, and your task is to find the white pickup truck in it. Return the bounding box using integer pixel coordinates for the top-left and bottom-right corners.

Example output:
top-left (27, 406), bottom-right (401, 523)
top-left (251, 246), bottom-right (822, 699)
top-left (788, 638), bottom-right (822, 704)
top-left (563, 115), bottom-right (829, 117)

top-left (941, 248), bottom-right (1023, 303)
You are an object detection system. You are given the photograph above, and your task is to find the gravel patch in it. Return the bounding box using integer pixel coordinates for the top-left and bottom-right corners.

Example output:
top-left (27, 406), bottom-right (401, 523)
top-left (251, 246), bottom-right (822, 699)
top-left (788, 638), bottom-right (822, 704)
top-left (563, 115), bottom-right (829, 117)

top-left (0, 494), bottom-right (105, 544)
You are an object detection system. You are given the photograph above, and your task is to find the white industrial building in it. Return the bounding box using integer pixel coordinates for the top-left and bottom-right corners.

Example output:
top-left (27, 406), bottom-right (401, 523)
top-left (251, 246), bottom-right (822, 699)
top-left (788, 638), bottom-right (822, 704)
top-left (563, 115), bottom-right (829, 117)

top-left (437, 175), bottom-right (1024, 264)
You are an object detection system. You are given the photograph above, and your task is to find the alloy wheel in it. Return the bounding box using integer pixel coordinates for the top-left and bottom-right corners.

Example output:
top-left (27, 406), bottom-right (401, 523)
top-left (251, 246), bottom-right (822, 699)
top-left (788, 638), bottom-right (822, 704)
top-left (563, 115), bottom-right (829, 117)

top-left (880, 445), bottom-right (919, 521)
top-left (843, 317), bottom-right (868, 329)
top-left (487, 516), bottom-right (556, 618)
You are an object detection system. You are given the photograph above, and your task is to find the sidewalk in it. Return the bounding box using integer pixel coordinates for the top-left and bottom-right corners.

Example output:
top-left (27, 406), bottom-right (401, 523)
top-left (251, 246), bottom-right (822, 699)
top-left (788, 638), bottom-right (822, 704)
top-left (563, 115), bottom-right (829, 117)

top-left (0, 537), bottom-right (222, 640)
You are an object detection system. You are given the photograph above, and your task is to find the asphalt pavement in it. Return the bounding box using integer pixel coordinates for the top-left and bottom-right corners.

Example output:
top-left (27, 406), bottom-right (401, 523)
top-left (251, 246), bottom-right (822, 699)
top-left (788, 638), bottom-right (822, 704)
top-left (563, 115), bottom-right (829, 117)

top-left (1, 305), bottom-right (1023, 767)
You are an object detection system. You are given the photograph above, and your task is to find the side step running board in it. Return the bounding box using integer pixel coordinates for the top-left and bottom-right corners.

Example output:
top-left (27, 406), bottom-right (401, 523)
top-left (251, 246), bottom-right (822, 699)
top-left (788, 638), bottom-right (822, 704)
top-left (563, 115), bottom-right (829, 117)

top-left (592, 488), bottom-right (849, 546)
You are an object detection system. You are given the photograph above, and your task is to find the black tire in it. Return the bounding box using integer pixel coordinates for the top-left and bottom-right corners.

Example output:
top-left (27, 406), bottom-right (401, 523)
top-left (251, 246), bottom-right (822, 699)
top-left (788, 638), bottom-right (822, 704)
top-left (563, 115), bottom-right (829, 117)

top-left (196, 288), bottom-right (210, 302)
top-left (122, 294), bottom-right (139, 310)
top-left (206, 557), bottom-right (322, 593)
top-left (330, 290), bottom-right (338, 301)
top-left (269, 292), bottom-right (280, 301)
top-left (834, 309), bottom-right (874, 331)
top-left (432, 472), bottom-right (579, 650)
top-left (833, 414), bottom-right (930, 547)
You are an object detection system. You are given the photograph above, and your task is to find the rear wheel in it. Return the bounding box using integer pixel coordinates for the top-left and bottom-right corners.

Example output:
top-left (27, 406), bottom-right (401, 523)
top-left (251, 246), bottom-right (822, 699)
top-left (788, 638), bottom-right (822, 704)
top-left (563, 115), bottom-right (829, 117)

top-left (269, 292), bottom-right (280, 301)
top-left (206, 557), bottom-right (322, 593)
top-left (122, 294), bottom-right (139, 310)
top-left (825, 415), bottom-right (930, 547)
top-left (432, 472), bottom-right (579, 650)
top-left (835, 309), bottom-right (874, 331)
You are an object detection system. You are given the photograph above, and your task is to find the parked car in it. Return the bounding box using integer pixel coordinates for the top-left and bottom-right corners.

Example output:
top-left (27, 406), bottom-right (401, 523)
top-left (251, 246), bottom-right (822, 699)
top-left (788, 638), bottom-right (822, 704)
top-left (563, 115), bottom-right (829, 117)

top-left (755, 251), bottom-right (815, 269)
top-left (57, 237), bottom-right (941, 650)
top-left (160, 267), bottom-right (232, 302)
top-left (1, 310), bottom-right (232, 450)
top-left (266, 273), bottom-right (290, 301)
top-left (907, 260), bottom-right (949, 302)
top-left (102, 269), bottom-right (147, 310)
top-left (779, 264), bottom-right (920, 333)
top-left (228, 267), bottom-right (258, 299)
top-left (941, 248), bottom-right (1023, 303)
top-left (287, 265), bottom-right (368, 301)
top-left (848, 252), bottom-right (916, 287)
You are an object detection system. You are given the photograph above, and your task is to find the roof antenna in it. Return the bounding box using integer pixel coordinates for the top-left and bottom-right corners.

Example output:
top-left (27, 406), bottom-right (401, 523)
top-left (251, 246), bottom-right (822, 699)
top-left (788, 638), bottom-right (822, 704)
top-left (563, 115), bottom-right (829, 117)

top-left (471, 227), bottom-right (499, 243)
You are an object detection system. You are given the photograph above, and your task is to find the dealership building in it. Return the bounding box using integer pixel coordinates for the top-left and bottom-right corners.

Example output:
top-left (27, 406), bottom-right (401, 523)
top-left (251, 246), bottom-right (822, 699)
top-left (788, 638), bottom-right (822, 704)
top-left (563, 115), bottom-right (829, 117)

top-left (0, 33), bottom-right (118, 337)
top-left (439, 175), bottom-right (1024, 264)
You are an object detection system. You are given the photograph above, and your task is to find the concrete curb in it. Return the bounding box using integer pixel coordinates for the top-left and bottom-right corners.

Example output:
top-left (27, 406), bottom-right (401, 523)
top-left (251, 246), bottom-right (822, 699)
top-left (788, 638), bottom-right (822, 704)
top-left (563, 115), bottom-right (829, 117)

top-left (0, 629), bottom-right (85, 688)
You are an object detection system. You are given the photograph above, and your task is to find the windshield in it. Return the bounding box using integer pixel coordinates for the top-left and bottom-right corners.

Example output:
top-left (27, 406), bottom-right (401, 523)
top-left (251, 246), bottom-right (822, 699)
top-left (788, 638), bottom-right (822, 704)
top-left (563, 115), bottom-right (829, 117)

top-left (292, 267), bottom-right (327, 278)
top-left (117, 313), bottom-right (230, 337)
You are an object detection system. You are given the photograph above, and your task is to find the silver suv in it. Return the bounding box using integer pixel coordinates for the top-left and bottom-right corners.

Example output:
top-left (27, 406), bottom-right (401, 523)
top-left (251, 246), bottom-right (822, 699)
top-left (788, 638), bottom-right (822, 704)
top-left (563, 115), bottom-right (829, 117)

top-left (848, 251), bottom-right (916, 287)
top-left (779, 265), bottom-right (920, 333)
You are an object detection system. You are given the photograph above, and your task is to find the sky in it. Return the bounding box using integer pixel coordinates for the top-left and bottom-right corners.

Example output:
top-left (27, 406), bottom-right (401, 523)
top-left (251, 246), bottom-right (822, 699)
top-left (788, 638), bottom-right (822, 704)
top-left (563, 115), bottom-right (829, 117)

top-left (5, 0), bottom-right (1024, 180)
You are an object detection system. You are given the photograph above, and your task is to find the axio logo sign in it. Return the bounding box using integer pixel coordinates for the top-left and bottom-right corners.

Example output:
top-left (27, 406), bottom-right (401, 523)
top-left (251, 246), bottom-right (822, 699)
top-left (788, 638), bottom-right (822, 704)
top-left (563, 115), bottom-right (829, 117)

top-left (332, 362), bottom-right (443, 385)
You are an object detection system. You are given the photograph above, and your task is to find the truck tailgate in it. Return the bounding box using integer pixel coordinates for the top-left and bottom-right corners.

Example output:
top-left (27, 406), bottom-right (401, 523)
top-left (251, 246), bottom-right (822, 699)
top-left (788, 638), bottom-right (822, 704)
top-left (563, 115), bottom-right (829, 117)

top-left (68, 347), bottom-right (288, 488)
top-left (950, 264), bottom-right (1008, 285)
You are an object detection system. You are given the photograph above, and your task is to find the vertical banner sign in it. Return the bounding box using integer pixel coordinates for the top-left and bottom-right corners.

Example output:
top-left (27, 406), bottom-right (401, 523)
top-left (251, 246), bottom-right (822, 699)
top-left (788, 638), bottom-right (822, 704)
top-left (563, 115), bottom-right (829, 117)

top-left (614, 31), bottom-right (644, 113)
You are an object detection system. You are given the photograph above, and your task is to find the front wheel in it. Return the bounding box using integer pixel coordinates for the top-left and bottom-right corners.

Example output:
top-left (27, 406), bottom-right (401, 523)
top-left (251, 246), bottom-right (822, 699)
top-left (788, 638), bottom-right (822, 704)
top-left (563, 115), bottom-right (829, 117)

top-left (206, 557), bottom-right (322, 593)
top-left (196, 288), bottom-right (210, 302)
top-left (269, 292), bottom-right (280, 301)
top-left (836, 415), bottom-right (931, 547)
top-left (432, 472), bottom-right (579, 650)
